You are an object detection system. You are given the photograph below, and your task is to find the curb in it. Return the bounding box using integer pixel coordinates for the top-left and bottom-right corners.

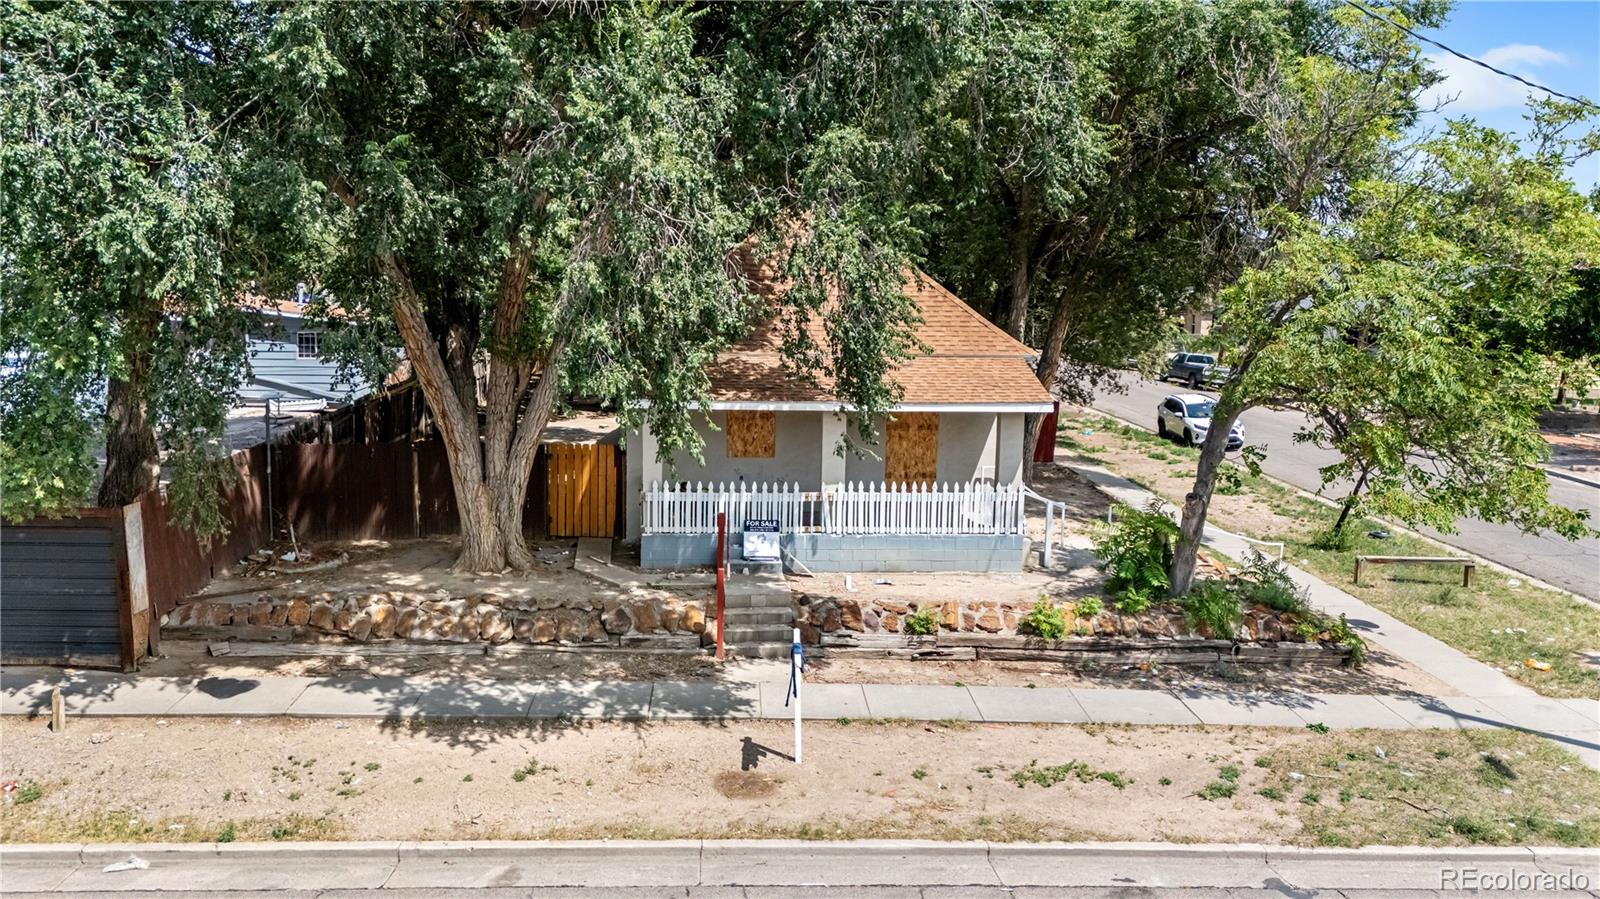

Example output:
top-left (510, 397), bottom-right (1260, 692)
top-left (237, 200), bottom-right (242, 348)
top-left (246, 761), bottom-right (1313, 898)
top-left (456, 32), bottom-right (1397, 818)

top-left (0, 838), bottom-right (1562, 863)
top-left (1546, 465), bottom-right (1600, 490)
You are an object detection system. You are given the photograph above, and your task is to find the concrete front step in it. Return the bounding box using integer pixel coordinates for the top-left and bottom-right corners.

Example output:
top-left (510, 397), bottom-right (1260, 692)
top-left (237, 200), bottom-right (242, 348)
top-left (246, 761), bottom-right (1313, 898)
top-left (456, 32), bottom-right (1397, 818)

top-left (723, 591), bottom-right (793, 610)
top-left (728, 642), bottom-right (793, 660)
top-left (723, 607), bottom-right (794, 626)
top-left (723, 624), bottom-right (795, 644)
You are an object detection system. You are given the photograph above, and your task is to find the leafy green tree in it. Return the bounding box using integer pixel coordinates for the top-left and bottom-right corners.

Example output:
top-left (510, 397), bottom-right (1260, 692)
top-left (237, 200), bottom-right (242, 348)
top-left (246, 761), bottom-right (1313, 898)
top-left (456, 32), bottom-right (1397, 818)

top-left (243, 3), bottom-right (951, 571)
top-left (1, 1), bottom-right (248, 533)
top-left (1165, 1), bottom-right (1452, 594)
top-left (1174, 113), bottom-right (1599, 591)
top-left (922, 0), bottom-right (1354, 471)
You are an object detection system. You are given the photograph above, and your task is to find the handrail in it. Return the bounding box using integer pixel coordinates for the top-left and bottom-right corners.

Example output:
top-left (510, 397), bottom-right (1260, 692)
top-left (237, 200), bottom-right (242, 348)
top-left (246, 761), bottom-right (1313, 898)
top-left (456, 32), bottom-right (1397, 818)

top-left (1018, 484), bottom-right (1062, 568)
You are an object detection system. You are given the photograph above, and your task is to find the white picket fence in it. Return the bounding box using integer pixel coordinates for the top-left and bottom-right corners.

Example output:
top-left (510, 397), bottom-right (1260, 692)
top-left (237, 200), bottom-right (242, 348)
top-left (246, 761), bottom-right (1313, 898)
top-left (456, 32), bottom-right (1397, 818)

top-left (642, 480), bottom-right (1026, 536)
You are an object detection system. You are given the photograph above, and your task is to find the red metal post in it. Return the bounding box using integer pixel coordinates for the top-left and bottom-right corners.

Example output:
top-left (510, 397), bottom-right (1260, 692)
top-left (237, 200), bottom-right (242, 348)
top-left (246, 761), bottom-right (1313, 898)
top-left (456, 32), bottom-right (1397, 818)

top-left (715, 511), bottom-right (727, 661)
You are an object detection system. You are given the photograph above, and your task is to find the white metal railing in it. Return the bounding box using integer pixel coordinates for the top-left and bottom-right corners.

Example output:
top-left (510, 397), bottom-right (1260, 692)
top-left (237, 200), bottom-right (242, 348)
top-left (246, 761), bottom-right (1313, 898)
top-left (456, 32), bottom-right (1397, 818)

top-left (642, 480), bottom-right (1026, 537)
top-left (1019, 484), bottom-right (1064, 568)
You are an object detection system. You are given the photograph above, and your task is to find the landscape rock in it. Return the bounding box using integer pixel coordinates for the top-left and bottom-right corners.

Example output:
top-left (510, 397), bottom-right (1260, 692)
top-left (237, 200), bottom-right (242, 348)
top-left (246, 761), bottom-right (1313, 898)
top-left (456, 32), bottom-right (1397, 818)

top-left (347, 614), bottom-right (373, 643)
top-left (630, 601), bottom-right (661, 633)
top-left (369, 603), bottom-right (397, 639)
top-left (683, 604), bottom-right (706, 634)
top-left (307, 604), bottom-right (336, 631)
top-left (975, 608), bottom-right (1002, 633)
top-left (602, 605), bottom-right (633, 635)
top-left (479, 608), bottom-right (512, 644)
top-left (394, 607), bottom-right (422, 639)
top-left (839, 600), bottom-right (863, 631)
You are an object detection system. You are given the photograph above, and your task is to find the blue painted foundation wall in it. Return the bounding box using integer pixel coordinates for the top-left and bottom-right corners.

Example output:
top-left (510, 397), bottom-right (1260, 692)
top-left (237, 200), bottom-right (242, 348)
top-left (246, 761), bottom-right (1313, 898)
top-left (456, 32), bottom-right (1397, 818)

top-left (641, 533), bottom-right (1028, 573)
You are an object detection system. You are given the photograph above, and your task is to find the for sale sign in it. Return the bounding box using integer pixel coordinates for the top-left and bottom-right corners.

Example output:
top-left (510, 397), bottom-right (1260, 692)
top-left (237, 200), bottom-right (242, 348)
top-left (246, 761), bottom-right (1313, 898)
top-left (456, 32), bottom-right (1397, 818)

top-left (742, 519), bottom-right (781, 562)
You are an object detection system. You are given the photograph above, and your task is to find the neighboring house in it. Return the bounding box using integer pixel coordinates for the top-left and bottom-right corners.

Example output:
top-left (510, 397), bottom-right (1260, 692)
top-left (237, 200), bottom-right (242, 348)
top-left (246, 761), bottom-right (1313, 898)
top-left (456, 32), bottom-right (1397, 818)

top-left (626, 266), bottom-right (1055, 573)
top-left (1182, 307), bottom-right (1215, 337)
top-left (239, 295), bottom-right (376, 409)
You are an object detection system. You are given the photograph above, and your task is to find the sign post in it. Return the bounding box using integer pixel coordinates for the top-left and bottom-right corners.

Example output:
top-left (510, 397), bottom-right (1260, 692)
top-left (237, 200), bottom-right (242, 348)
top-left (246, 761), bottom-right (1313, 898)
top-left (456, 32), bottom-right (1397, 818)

top-left (786, 626), bottom-right (803, 764)
top-left (714, 512), bottom-right (727, 661)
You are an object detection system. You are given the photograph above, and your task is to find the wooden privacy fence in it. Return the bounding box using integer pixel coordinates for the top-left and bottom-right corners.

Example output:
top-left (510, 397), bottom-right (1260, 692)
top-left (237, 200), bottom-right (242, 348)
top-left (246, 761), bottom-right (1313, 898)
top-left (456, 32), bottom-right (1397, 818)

top-left (272, 437), bottom-right (624, 541)
top-left (643, 480), bottom-right (1027, 536)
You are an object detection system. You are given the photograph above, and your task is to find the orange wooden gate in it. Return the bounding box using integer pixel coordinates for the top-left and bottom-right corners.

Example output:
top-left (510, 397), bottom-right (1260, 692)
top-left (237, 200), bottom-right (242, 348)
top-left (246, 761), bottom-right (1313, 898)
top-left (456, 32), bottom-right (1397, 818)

top-left (546, 443), bottom-right (618, 537)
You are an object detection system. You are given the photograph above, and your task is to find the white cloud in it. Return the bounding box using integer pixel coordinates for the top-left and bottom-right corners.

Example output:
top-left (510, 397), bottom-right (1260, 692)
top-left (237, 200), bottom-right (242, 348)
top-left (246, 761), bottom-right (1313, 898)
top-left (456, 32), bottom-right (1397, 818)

top-left (1421, 43), bottom-right (1567, 113)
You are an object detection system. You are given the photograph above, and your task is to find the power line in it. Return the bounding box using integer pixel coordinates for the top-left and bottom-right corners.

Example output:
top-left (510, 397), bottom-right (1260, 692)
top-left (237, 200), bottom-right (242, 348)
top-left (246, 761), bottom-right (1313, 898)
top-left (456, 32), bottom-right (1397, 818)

top-left (1342, 0), bottom-right (1600, 112)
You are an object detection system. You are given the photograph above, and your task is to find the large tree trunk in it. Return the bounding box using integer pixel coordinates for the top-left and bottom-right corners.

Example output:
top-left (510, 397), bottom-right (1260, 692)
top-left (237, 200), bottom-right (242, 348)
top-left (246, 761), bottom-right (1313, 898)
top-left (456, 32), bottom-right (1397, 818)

top-left (1022, 278), bottom-right (1080, 482)
top-left (1005, 225), bottom-right (1032, 341)
top-left (1168, 402), bottom-right (1245, 596)
top-left (97, 372), bottom-right (159, 507)
top-left (377, 251), bottom-right (559, 573)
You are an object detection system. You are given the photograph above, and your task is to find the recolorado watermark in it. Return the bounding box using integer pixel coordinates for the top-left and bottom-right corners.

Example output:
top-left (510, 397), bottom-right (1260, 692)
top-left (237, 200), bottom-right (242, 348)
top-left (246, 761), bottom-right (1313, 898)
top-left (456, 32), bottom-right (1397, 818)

top-left (1440, 866), bottom-right (1591, 892)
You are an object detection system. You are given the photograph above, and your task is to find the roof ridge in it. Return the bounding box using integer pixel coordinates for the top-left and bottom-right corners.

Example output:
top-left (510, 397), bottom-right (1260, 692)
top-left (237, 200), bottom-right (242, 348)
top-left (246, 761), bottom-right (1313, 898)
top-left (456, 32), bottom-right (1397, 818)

top-left (910, 269), bottom-right (1038, 357)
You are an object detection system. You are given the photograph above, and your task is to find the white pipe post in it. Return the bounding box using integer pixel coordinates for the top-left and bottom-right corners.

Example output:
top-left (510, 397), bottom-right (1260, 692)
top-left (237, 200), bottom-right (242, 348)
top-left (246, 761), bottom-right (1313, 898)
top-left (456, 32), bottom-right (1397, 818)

top-left (792, 626), bottom-right (803, 764)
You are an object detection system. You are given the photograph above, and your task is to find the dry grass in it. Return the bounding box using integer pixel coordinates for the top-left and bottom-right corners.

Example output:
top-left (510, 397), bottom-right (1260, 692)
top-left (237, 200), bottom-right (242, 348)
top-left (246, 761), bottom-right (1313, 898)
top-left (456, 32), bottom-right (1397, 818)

top-left (3, 718), bottom-right (1594, 848)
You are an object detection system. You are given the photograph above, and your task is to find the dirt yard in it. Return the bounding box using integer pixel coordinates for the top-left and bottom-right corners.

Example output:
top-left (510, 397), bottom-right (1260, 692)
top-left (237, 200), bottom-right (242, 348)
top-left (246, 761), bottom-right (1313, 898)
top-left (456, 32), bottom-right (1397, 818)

top-left (3, 717), bottom-right (1595, 848)
top-left (806, 650), bottom-right (1458, 697)
top-left (186, 536), bottom-right (708, 616)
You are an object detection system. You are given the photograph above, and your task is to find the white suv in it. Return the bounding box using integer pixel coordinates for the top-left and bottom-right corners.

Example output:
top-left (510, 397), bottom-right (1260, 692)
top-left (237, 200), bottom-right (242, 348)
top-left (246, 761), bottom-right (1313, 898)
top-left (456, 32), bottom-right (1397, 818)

top-left (1157, 393), bottom-right (1244, 449)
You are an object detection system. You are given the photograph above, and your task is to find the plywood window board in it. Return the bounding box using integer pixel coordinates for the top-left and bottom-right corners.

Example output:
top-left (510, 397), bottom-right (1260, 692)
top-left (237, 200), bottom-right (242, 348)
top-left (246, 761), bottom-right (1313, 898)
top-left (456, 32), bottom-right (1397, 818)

top-left (885, 412), bottom-right (939, 485)
top-left (725, 411), bottom-right (777, 458)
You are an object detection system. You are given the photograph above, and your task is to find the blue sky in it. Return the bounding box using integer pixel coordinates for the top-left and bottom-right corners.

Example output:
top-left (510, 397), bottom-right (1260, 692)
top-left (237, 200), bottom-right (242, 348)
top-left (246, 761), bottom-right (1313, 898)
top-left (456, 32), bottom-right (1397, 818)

top-left (1415, 0), bottom-right (1600, 189)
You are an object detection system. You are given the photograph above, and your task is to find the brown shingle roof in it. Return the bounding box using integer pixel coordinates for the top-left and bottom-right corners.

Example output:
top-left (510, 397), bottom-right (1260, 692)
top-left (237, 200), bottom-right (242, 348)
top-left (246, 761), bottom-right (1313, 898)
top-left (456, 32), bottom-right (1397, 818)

top-left (710, 264), bottom-right (1053, 409)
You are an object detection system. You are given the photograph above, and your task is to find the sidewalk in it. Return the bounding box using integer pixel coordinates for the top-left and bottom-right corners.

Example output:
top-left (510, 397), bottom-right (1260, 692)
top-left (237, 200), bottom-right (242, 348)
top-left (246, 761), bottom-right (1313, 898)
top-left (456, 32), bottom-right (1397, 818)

top-left (4, 839), bottom-right (1592, 894)
top-left (3, 666), bottom-right (1594, 767)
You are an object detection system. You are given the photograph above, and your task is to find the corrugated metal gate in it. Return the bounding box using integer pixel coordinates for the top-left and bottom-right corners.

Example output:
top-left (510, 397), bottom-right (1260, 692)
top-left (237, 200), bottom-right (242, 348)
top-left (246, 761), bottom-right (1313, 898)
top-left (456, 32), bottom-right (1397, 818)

top-left (546, 443), bottom-right (618, 537)
top-left (0, 506), bottom-right (150, 669)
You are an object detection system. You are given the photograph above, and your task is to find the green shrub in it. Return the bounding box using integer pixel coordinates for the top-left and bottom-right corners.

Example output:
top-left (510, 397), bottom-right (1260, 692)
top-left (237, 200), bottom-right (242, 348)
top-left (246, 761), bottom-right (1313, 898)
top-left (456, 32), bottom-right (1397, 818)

top-left (1115, 586), bottom-right (1154, 615)
top-left (1325, 613), bottom-right (1366, 666)
top-left (1019, 598), bottom-right (1067, 639)
top-left (1072, 595), bottom-right (1103, 619)
top-left (903, 607), bottom-right (939, 635)
top-left (1094, 502), bottom-right (1177, 605)
top-left (1179, 579), bottom-right (1243, 638)
top-left (1236, 555), bottom-right (1306, 613)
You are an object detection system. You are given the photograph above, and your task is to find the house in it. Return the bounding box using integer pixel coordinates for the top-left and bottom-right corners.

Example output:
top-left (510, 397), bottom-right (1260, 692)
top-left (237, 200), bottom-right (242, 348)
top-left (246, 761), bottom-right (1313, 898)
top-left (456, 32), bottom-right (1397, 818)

top-left (626, 267), bottom-right (1055, 573)
top-left (238, 294), bottom-right (377, 409)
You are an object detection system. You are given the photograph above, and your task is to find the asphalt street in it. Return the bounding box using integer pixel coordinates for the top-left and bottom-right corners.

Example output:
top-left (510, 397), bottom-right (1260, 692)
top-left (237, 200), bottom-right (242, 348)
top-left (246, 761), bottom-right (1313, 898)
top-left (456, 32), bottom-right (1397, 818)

top-left (1088, 372), bottom-right (1600, 600)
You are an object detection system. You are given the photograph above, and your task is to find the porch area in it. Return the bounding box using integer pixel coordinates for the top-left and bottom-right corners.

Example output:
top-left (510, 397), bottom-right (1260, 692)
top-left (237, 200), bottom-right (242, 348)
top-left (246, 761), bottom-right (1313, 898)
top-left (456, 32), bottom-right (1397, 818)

top-left (640, 480), bottom-right (1033, 572)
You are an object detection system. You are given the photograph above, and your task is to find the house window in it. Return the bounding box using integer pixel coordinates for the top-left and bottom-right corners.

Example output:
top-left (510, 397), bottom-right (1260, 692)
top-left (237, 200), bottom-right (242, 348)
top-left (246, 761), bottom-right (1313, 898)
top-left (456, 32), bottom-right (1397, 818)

top-left (296, 331), bottom-right (320, 359)
top-left (725, 411), bottom-right (776, 458)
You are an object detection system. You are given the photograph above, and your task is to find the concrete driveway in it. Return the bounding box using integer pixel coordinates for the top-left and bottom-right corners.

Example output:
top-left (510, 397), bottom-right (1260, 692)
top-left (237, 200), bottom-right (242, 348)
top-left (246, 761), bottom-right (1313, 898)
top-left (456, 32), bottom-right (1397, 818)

top-left (1089, 372), bottom-right (1600, 600)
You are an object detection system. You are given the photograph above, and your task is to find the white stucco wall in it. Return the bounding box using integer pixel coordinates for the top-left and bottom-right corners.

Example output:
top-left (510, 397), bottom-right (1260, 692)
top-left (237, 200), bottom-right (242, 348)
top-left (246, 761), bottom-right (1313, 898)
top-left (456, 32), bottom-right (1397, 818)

top-left (660, 411), bottom-right (824, 489)
top-left (625, 408), bottom-right (1029, 540)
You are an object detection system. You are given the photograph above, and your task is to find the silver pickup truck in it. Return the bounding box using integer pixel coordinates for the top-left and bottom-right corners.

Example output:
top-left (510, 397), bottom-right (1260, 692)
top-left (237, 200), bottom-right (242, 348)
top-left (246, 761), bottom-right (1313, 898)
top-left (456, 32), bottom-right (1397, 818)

top-left (1161, 352), bottom-right (1229, 388)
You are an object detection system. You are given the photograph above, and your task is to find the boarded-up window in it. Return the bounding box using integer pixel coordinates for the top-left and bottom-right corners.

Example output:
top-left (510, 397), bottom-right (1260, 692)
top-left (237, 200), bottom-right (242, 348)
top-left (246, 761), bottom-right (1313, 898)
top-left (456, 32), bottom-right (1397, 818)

top-left (885, 412), bottom-right (939, 484)
top-left (725, 411), bottom-right (776, 458)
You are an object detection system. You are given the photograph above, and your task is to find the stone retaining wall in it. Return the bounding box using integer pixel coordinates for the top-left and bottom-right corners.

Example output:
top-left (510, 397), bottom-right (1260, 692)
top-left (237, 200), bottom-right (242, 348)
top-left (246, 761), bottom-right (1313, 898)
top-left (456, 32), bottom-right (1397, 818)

top-left (794, 594), bottom-right (1316, 645)
top-left (168, 591), bottom-right (708, 646)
